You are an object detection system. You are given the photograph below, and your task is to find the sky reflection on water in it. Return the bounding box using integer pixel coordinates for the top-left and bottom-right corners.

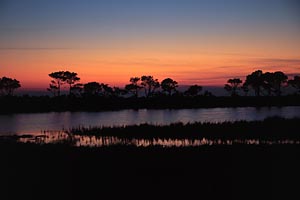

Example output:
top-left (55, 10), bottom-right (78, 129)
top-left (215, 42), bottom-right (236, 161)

top-left (1, 106), bottom-right (300, 135)
top-left (16, 131), bottom-right (300, 148)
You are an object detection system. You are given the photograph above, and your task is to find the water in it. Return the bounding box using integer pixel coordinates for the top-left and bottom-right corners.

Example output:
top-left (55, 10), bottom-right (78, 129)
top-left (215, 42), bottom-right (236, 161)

top-left (0, 106), bottom-right (300, 135)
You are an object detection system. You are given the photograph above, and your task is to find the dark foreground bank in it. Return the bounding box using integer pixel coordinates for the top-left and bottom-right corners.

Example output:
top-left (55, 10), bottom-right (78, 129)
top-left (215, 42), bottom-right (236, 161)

top-left (1, 140), bottom-right (300, 200)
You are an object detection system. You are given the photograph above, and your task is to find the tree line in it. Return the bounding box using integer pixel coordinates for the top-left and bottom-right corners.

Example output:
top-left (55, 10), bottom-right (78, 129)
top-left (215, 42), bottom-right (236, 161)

top-left (46, 71), bottom-right (205, 98)
top-left (224, 70), bottom-right (300, 96)
top-left (0, 70), bottom-right (299, 97)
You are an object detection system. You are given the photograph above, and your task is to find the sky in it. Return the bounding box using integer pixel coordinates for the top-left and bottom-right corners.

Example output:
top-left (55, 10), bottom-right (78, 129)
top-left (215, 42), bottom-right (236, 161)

top-left (0, 0), bottom-right (300, 90)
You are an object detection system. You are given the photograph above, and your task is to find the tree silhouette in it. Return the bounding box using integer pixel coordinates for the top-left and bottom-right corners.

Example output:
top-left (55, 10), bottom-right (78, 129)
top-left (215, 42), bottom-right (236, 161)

top-left (262, 72), bottom-right (274, 96)
top-left (64, 71), bottom-right (80, 95)
top-left (48, 71), bottom-right (66, 96)
top-left (125, 77), bottom-right (142, 98)
top-left (47, 80), bottom-right (60, 96)
top-left (271, 71), bottom-right (288, 96)
top-left (245, 70), bottom-right (264, 96)
top-left (288, 76), bottom-right (300, 94)
top-left (70, 83), bottom-right (83, 97)
top-left (84, 82), bottom-right (102, 96)
top-left (262, 71), bottom-right (288, 96)
top-left (203, 90), bottom-right (214, 97)
top-left (48, 71), bottom-right (80, 96)
top-left (161, 78), bottom-right (178, 96)
top-left (141, 76), bottom-right (160, 98)
top-left (125, 84), bottom-right (138, 98)
top-left (241, 83), bottom-right (249, 96)
top-left (224, 78), bottom-right (242, 96)
top-left (101, 84), bottom-right (114, 97)
top-left (0, 76), bottom-right (21, 96)
top-left (184, 85), bottom-right (203, 97)
top-left (113, 87), bottom-right (127, 97)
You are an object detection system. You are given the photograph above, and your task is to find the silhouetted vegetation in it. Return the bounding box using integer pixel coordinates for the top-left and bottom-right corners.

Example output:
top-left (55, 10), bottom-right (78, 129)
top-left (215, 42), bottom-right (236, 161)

top-left (242, 70), bottom-right (289, 96)
top-left (64, 71), bottom-right (81, 95)
top-left (1, 134), bottom-right (299, 199)
top-left (48, 71), bottom-right (80, 96)
top-left (241, 83), bottom-right (249, 96)
top-left (83, 82), bottom-right (102, 96)
top-left (43, 69), bottom-right (300, 98)
top-left (3, 117), bottom-right (298, 148)
top-left (0, 69), bottom-right (299, 113)
top-left (263, 71), bottom-right (288, 96)
top-left (141, 75), bottom-right (160, 98)
top-left (0, 76), bottom-right (21, 96)
top-left (1, 95), bottom-right (300, 113)
top-left (184, 85), bottom-right (203, 96)
top-left (1, 69), bottom-right (299, 98)
top-left (245, 70), bottom-right (264, 96)
top-left (1, 69), bottom-right (299, 199)
top-left (161, 78), bottom-right (178, 96)
top-left (288, 75), bottom-right (300, 94)
top-left (125, 77), bottom-right (142, 98)
top-left (224, 78), bottom-right (243, 96)
top-left (48, 71), bottom-right (65, 96)
top-left (68, 117), bottom-right (300, 141)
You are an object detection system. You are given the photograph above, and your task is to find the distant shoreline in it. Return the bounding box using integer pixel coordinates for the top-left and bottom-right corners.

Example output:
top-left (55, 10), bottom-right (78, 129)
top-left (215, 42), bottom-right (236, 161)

top-left (1, 95), bottom-right (300, 114)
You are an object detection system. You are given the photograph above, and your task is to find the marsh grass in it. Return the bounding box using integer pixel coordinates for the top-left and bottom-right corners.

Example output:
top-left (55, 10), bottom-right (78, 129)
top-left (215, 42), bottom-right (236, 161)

top-left (2, 117), bottom-right (299, 147)
top-left (1, 119), bottom-right (300, 199)
top-left (68, 117), bottom-right (300, 140)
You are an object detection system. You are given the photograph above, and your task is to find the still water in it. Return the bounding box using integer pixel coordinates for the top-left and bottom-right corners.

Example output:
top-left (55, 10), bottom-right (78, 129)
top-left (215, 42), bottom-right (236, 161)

top-left (1, 106), bottom-right (300, 135)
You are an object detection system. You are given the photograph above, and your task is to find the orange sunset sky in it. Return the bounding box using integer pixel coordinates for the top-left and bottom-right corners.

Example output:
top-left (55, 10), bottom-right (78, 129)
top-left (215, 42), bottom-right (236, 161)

top-left (0, 0), bottom-right (299, 90)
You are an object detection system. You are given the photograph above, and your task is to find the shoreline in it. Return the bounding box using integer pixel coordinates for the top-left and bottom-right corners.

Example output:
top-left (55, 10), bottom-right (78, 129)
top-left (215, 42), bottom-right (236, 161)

top-left (1, 95), bottom-right (300, 114)
top-left (1, 118), bottom-right (299, 199)
top-left (1, 117), bottom-right (299, 147)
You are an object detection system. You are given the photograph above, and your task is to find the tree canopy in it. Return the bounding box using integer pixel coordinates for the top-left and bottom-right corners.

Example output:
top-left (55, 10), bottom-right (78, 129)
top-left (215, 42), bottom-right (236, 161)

top-left (48, 71), bottom-right (80, 96)
top-left (41, 69), bottom-right (298, 98)
top-left (161, 78), bottom-right (178, 96)
top-left (0, 77), bottom-right (21, 96)
top-left (243, 70), bottom-right (288, 96)
top-left (141, 76), bottom-right (160, 98)
top-left (224, 78), bottom-right (242, 96)
top-left (263, 71), bottom-right (288, 96)
top-left (288, 76), bottom-right (300, 94)
top-left (245, 70), bottom-right (264, 96)
top-left (84, 82), bottom-right (102, 96)
top-left (125, 77), bottom-right (142, 98)
top-left (184, 85), bottom-right (203, 97)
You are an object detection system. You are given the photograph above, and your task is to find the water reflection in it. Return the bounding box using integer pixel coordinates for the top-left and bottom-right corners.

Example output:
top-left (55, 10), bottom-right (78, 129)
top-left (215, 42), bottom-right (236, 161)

top-left (16, 131), bottom-right (300, 147)
top-left (1, 106), bottom-right (300, 135)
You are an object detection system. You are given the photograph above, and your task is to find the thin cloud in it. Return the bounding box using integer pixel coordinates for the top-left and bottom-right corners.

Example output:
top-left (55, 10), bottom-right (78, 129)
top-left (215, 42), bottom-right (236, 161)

top-left (264, 58), bottom-right (300, 63)
top-left (249, 58), bottom-right (300, 64)
top-left (0, 47), bottom-right (75, 50)
top-left (181, 75), bottom-right (245, 82)
top-left (250, 65), bottom-right (290, 70)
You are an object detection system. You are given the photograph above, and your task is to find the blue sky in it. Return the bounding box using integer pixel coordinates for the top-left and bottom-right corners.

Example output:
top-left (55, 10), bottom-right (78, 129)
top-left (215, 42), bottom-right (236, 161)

top-left (1, 0), bottom-right (299, 49)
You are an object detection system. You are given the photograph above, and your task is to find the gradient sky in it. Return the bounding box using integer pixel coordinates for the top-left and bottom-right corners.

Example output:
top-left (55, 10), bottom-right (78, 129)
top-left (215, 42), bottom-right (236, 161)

top-left (0, 0), bottom-right (300, 90)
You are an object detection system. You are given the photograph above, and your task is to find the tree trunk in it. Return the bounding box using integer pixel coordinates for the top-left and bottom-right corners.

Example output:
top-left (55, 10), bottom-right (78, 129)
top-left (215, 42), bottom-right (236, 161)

top-left (58, 81), bottom-right (61, 96)
top-left (69, 83), bottom-right (72, 95)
